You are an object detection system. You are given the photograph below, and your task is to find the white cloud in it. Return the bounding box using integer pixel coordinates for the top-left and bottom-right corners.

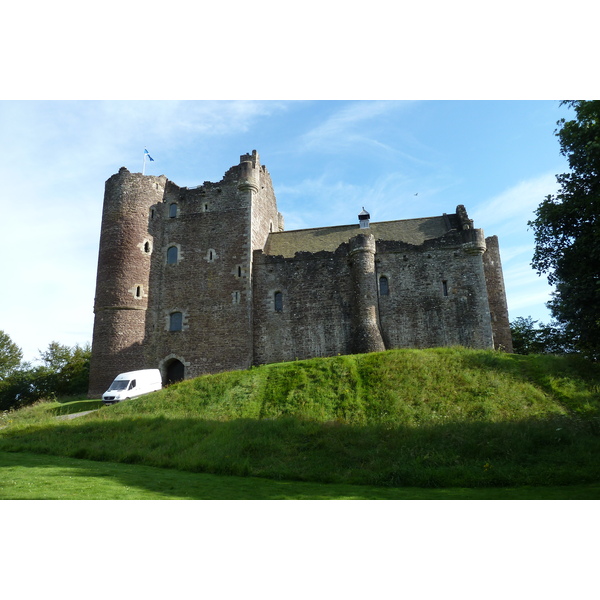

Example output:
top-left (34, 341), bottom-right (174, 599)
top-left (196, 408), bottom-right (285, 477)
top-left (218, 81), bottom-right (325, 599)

top-left (0, 101), bottom-right (290, 361)
top-left (0, 101), bottom-right (567, 362)
top-left (470, 172), bottom-right (558, 233)
top-left (299, 101), bottom-right (416, 154)
top-left (463, 172), bottom-right (560, 323)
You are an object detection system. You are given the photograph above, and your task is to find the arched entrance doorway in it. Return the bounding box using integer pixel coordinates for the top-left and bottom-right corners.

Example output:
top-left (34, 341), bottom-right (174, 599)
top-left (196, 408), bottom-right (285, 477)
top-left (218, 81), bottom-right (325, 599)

top-left (165, 359), bottom-right (185, 385)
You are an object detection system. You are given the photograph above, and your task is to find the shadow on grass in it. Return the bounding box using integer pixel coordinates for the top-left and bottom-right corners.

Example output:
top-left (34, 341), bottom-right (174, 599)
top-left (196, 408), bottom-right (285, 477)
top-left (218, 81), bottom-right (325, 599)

top-left (52, 400), bottom-right (104, 415)
top-left (0, 450), bottom-right (383, 500)
top-left (1, 451), bottom-right (598, 500)
top-left (2, 411), bottom-right (600, 492)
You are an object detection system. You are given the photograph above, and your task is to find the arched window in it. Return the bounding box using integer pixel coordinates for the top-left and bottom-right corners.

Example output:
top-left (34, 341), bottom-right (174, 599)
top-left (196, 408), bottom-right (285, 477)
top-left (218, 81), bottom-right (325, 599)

top-left (169, 203), bottom-right (178, 218)
top-left (167, 246), bottom-right (178, 264)
top-left (144, 241), bottom-right (151, 253)
top-left (169, 312), bottom-right (183, 331)
top-left (135, 285), bottom-right (142, 298)
top-left (274, 291), bottom-right (283, 312)
top-left (379, 276), bottom-right (389, 296)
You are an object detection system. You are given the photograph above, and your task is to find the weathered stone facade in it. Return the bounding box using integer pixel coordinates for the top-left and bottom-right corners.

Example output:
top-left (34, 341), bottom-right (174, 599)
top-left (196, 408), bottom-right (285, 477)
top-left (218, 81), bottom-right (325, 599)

top-left (88, 150), bottom-right (513, 397)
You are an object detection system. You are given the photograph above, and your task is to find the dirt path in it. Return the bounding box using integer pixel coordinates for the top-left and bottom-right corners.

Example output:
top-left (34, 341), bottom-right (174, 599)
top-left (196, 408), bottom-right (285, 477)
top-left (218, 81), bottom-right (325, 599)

top-left (1, 409), bottom-right (99, 430)
top-left (55, 410), bottom-right (98, 421)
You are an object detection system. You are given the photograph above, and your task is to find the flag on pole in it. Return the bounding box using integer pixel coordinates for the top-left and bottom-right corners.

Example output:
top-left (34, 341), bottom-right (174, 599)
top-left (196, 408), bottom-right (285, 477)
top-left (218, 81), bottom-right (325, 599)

top-left (143, 148), bottom-right (155, 175)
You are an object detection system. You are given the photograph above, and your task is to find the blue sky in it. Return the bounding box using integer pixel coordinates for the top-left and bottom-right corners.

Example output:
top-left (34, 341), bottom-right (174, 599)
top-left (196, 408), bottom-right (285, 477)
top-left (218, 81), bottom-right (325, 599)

top-left (0, 100), bottom-right (572, 361)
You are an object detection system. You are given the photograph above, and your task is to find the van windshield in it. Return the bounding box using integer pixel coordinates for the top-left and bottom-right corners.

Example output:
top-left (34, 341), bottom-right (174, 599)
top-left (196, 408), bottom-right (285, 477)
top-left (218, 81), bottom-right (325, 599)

top-left (108, 380), bottom-right (129, 391)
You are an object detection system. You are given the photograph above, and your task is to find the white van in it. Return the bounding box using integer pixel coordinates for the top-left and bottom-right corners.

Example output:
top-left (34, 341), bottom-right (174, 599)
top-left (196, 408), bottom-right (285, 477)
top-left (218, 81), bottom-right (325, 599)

top-left (102, 369), bottom-right (162, 405)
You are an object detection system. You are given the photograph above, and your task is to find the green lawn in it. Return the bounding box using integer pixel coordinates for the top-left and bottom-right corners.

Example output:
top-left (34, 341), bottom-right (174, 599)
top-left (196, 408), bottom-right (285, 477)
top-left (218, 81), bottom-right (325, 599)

top-left (2, 451), bottom-right (598, 499)
top-left (2, 348), bottom-right (600, 496)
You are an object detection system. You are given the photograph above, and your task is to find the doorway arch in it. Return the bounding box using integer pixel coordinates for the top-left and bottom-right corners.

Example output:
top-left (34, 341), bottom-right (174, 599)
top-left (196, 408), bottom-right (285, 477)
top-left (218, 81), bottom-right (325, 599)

top-left (165, 359), bottom-right (185, 385)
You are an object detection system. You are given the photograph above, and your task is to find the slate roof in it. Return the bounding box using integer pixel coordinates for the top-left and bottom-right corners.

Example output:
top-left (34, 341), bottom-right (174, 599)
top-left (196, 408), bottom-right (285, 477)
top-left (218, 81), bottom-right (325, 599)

top-left (263, 215), bottom-right (458, 258)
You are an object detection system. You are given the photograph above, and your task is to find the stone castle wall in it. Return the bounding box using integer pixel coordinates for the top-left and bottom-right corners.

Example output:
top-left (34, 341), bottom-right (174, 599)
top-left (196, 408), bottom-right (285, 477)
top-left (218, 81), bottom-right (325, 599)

top-left (88, 151), bottom-right (513, 397)
top-left (252, 246), bottom-right (355, 365)
top-left (375, 236), bottom-right (494, 350)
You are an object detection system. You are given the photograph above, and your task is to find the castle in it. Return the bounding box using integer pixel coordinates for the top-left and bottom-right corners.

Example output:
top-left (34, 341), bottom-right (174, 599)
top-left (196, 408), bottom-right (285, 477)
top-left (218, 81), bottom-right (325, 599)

top-left (88, 150), bottom-right (513, 397)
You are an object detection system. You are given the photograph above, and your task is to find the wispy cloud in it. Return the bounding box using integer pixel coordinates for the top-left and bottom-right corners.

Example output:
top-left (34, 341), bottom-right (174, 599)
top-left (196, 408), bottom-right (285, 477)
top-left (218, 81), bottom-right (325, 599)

top-left (0, 101), bottom-right (288, 361)
top-left (470, 172), bottom-right (558, 233)
top-left (277, 167), bottom-right (466, 232)
top-left (0, 100), bottom-right (566, 360)
top-left (299, 101), bottom-right (416, 155)
top-left (469, 173), bottom-right (559, 322)
top-left (276, 168), bottom-right (430, 230)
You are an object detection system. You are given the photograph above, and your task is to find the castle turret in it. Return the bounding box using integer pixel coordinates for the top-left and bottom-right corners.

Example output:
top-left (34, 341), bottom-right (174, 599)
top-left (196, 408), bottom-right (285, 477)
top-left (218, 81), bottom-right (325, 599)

top-left (88, 167), bottom-right (167, 397)
top-left (349, 233), bottom-right (386, 354)
top-left (483, 235), bottom-right (513, 351)
top-left (238, 151), bottom-right (260, 195)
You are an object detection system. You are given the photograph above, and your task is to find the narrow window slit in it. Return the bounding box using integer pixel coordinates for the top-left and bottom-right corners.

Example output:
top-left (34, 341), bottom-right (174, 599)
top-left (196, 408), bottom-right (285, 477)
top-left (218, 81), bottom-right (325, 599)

top-left (274, 291), bottom-right (283, 312)
top-left (379, 276), bottom-right (389, 296)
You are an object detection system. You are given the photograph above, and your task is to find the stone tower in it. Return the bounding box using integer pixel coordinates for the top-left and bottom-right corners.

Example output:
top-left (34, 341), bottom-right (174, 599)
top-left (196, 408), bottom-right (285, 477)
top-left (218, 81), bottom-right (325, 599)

top-left (88, 151), bottom-right (283, 397)
top-left (88, 168), bottom-right (167, 396)
top-left (349, 233), bottom-right (386, 353)
top-left (141, 150), bottom-right (281, 388)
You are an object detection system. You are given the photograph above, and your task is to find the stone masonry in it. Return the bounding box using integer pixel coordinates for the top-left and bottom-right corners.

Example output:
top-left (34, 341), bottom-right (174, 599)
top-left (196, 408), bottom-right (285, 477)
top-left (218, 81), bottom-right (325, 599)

top-left (88, 150), bottom-right (513, 397)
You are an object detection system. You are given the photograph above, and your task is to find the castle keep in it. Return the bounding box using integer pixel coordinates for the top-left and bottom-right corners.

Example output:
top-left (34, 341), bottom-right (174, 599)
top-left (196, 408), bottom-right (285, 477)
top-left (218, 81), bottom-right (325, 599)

top-left (88, 150), bottom-right (513, 397)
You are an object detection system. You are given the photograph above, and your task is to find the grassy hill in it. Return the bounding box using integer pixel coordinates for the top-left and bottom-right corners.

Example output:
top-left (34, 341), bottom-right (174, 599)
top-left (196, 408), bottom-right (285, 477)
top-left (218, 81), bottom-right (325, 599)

top-left (1, 347), bottom-right (599, 488)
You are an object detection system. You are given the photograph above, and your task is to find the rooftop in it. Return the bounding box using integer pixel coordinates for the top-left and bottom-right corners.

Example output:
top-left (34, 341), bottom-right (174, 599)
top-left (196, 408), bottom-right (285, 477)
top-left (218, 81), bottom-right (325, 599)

top-left (263, 214), bottom-right (459, 258)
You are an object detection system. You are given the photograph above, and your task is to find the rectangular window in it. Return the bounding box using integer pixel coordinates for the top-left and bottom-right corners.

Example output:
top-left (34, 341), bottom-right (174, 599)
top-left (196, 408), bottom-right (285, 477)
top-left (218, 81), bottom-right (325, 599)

top-left (167, 246), bottom-right (178, 264)
top-left (442, 280), bottom-right (448, 296)
top-left (169, 312), bottom-right (183, 331)
top-left (274, 291), bottom-right (283, 312)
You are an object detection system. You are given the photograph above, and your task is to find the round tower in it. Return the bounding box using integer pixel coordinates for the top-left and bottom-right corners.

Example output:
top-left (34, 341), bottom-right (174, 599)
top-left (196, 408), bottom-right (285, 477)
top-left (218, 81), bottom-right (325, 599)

top-left (349, 233), bottom-right (386, 354)
top-left (88, 167), bottom-right (167, 397)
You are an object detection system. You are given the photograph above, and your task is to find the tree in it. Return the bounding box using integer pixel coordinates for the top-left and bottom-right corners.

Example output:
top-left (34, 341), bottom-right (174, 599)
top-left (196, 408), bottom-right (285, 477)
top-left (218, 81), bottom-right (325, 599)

top-left (510, 316), bottom-right (574, 355)
top-left (38, 342), bottom-right (91, 397)
top-left (0, 341), bottom-right (91, 411)
top-left (529, 100), bottom-right (600, 359)
top-left (0, 330), bottom-right (22, 380)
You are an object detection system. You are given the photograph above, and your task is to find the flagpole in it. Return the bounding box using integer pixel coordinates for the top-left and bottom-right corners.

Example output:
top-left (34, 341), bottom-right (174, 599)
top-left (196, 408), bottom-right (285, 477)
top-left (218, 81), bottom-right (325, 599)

top-left (143, 148), bottom-right (154, 174)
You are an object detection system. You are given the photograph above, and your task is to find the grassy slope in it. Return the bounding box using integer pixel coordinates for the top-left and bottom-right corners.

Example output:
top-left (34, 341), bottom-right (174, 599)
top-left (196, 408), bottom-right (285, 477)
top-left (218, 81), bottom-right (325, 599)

top-left (1, 347), bottom-right (599, 489)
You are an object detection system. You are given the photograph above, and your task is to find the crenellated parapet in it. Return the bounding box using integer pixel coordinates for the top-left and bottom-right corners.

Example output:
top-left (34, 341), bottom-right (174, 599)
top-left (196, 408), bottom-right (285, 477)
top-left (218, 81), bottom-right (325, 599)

top-left (238, 150), bottom-right (260, 194)
top-left (462, 228), bottom-right (487, 255)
